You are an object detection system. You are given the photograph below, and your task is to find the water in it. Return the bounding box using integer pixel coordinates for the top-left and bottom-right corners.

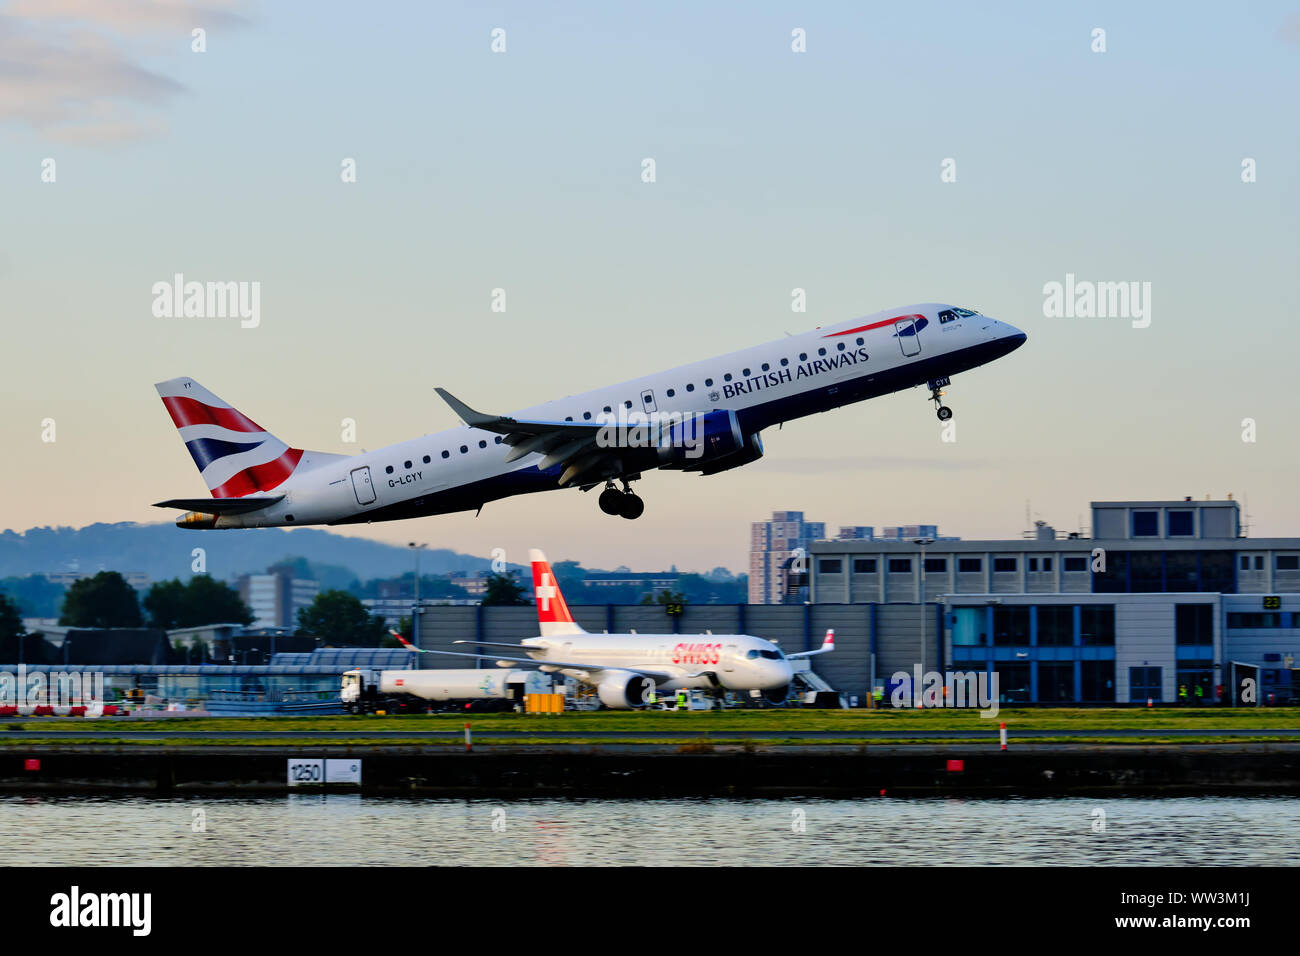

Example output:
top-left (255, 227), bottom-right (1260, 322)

top-left (3, 794), bottom-right (1296, 866)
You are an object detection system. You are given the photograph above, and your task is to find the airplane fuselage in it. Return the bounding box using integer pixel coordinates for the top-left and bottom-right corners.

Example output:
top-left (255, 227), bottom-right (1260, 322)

top-left (173, 303), bottom-right (1025, 527)
top-left (511, 633), bottom-right (793, 692)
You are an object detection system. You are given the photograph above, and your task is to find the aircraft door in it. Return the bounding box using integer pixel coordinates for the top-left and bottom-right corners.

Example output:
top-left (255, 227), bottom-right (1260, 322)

top-left (896, 317), bottom-right (922, 357)
top-left (723, 645), bottom-right (736, 673)
top-left (350, 466), bottom-right (376, 505)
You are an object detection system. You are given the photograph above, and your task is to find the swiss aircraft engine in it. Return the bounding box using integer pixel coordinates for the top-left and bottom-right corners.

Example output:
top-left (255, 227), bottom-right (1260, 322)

top-left (595, 670), bottom-right (656, 709)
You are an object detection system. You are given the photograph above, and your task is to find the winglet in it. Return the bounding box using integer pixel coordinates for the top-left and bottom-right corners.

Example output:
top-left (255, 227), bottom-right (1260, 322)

top-left (787, 628), bottom-right (835, 659)
top-left (390, 629), bottom-right (426, 653)
top-left (435, 388), bottom-right (502, 428)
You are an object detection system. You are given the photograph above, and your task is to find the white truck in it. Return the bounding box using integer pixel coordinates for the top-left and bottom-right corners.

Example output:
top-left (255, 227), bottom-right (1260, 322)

top-left (340, 668), bottom-right (550, 714)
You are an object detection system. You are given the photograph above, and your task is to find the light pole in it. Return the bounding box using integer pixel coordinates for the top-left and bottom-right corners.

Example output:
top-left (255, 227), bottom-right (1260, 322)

top-left (913, 536), bottom-right (935, 706)
top-left (408, 542), bottom-right (427, 656)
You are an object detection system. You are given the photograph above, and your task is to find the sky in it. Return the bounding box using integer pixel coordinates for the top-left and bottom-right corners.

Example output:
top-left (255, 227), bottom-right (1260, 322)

top-left (1, 0), bottom-right (1297, 575)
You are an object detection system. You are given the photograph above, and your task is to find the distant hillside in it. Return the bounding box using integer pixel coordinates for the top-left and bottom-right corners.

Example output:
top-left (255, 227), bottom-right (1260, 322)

top-left (0, 522), bottom-right (508, 585)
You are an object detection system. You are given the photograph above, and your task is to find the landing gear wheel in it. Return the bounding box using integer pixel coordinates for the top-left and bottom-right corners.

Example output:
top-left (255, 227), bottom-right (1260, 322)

top-left (598, 487), bottom-right (623, 515)
top-left (618, 493), bottom-right (645, 520)
top-left (927, 377), bottom-right (953, 422)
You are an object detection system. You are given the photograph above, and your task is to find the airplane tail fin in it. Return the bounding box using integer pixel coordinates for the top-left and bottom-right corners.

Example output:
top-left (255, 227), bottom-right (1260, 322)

top-left (530, 549), bottom-right (586, 638)
top-left (155, 377), bottom-right (305, 498)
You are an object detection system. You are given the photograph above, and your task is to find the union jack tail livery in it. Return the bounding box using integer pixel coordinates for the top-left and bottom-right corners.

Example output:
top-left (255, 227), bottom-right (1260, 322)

top-left (155, 377), bottom-right (304, 498)
top-left (530, 549), bottom-right (586, 638)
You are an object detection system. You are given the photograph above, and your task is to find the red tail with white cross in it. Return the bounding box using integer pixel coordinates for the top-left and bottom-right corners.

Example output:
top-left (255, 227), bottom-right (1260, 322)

top-left (529, 549), bottom-right (586, 638)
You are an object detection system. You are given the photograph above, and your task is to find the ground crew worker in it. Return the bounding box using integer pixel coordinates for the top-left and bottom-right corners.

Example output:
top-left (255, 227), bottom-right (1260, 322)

top-left (1194, 684), bottom-right (1204, 706)
top-left (676, 688), bottom-right (687, 710)
top-left (872, 687), bottom-right (883, 709)
top-left (648, 689), bottom-right (657, 707)
top-left (1178, 684), bottom-right (1188, 704)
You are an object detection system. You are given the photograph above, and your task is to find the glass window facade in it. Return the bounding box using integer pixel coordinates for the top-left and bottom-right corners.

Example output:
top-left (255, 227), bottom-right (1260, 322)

top-left (1130, 666), bottom-right (1162, 703)
top-left (1168, 510), bottom-right (1194, 536)
top-left (993, 606), bottom-right (1030, 645)
top-left (853, 558), bottom-right (877, 573)
top-left (948, 603), bottom-right (1118, 704)
top-left (1132, 511), bottom-right (1159, 536)
top-left (1093, 550), bottom-right (1236, 593)
top-left (957, 557), bottom-right (982, 573)
top-left (1175, 604), bottom-right (1213, 645)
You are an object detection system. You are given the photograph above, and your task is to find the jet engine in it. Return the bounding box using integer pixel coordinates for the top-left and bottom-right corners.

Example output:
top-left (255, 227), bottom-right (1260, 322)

top-left (595, 670), bottom-right (656, 709)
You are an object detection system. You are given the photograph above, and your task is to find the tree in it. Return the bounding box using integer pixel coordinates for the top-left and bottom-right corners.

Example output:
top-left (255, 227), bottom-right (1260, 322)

top-left (296, 589), bottom-right (387, 645)
top-left (481, 572), bottom-right (529, 606)
top-left (58, 571), bottom-right (143, 628)
top-left (641, 589), bottom-right (687, 617)
top-left (0, 594), bottom-right (23, 643)
top-left (143, 576), bottom-right (253, 629)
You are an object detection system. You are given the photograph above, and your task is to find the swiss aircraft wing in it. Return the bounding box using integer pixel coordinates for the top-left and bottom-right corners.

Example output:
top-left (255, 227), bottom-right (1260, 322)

top-left (787, 628), bottom-right (836, 659)
top-left (435, 387), bottom-right (619, 487)
top-left (391, 633), bottom-right (684, 680)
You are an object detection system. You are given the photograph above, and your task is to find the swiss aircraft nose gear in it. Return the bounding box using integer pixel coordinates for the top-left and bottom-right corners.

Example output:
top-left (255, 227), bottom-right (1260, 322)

top-left (928, 377), bottom-right (953, 421)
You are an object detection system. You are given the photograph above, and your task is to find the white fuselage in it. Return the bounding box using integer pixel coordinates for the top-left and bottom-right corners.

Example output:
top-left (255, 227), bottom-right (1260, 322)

top-left (194, 303), bottom-right (1024, 527)
top-left (514, 633), bottom-right (792, 692)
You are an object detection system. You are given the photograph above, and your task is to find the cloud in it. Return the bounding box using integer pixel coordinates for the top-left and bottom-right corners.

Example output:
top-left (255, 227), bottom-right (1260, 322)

top-left (8, 0), bottom-right (248, 35)
top-left (0, 1), bottom-right (249, 144)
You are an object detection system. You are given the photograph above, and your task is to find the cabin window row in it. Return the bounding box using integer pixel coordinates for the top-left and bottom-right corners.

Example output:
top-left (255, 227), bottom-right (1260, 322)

top-left (558, 339), bottom-right (870, 420)
top-left (383, 437), bottom-right (504, 473)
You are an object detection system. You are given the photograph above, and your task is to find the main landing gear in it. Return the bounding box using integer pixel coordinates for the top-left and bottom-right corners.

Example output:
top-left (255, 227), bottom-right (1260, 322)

top-left (598, 479), bottom-right (645, 520)
top-left (928, 377), bottom-right (953, 421)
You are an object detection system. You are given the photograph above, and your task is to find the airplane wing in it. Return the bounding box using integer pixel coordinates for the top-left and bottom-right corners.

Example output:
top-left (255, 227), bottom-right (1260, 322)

top-left (435, 387), bottom-right (621, 488)
top-left (390, 632), bottom-right (689, 681)
top-left (153, 496), bottom-right (284, 515)
top-left (787, 629), bottom-right (836, 659)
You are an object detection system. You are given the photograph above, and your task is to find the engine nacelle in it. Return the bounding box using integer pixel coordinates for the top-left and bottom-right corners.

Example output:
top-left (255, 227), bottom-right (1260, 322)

top-left (595, 670), bottom-right (656, 709)
top-left (694, 431), bottom-right (764, 476)
top-left (656, 410), bottom-right (745, 470)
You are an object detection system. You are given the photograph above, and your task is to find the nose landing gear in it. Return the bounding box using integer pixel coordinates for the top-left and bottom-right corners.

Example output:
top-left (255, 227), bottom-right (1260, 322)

top-left (928, 377), bottom-right (953, 421)
top-left (597, 479), bottom-right (645, 520)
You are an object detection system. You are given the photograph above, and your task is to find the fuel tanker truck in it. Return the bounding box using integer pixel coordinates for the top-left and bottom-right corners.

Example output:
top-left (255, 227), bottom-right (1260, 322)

top-left (340, 667), bottom-right (550, 714)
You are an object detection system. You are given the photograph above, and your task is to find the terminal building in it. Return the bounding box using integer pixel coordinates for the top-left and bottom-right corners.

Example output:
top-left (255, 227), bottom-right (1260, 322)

top-left (808, 498), bottom-right (1299, 705)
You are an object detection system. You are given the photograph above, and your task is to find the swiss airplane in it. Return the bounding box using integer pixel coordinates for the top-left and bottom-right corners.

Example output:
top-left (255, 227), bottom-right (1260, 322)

top-left (153, 303), bottom-right (1025, 526)
top-left (391, 549), bottom-right (834, 707)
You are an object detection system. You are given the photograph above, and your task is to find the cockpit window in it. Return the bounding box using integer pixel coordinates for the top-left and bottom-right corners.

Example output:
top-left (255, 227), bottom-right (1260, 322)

top-left (746, 649), bottom-right (760, 659)
top-left (939, 307), bottom-right (979, 324)
top-left (760, 649), bottom-right (783, 660)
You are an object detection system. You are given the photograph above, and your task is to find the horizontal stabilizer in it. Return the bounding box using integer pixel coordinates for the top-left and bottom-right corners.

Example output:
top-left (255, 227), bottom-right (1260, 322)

top-left (153, 496), bottom-right (284, 515)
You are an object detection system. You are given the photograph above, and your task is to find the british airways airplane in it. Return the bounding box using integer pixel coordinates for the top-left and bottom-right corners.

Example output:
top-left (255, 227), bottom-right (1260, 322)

top-left (153, 303), bottom-right (1025, 527)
